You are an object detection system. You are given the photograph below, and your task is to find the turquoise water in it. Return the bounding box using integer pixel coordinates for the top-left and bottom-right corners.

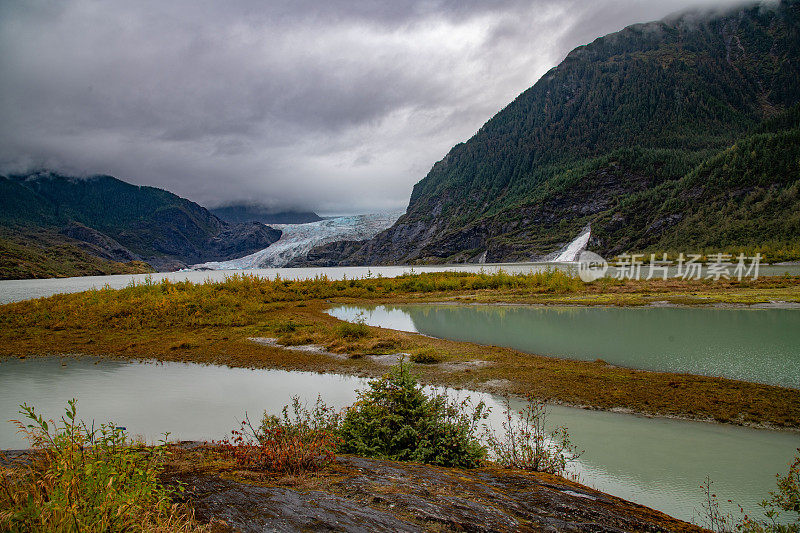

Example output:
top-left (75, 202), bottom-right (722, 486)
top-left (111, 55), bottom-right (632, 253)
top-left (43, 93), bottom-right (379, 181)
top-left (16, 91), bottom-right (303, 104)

top-left (0, 357), bottom-right (797, 524)
top-left (328, 304), bottom-right (800, 388)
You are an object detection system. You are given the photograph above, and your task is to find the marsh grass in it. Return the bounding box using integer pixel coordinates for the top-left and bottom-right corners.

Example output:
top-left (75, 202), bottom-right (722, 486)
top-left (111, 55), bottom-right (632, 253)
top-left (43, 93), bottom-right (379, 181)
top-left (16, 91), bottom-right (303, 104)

top-left (410, 348), bottom-right (441, 364)
top-left (0, 399), bottom-right (205, 533)
top-left (364, 337), bottom-right (399, 352)
top-left (274, 320), bottom-right (298, 333)
top-left (2, 272), bottom-right (799, 429)
top-left (0, 269), bottom-right (583, 332)
top-left (335, 321), bottom-right (371, 340)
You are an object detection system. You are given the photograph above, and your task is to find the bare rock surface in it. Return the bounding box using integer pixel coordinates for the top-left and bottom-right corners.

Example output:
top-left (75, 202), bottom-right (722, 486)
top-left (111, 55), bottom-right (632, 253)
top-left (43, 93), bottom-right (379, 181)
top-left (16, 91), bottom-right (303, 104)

top-left (172, 453), bottom-right (702, 533)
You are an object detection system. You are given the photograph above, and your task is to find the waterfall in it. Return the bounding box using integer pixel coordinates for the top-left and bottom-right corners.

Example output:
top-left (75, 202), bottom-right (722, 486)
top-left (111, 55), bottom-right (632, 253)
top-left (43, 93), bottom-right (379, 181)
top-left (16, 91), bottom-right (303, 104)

top-left (553, 227), bottom-right (591, 262)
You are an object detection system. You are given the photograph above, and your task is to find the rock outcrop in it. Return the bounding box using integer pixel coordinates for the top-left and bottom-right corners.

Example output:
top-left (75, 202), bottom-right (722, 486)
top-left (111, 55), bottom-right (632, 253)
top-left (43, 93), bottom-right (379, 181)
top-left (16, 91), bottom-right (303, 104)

top-left (169, 451), bottom-right (703, 532)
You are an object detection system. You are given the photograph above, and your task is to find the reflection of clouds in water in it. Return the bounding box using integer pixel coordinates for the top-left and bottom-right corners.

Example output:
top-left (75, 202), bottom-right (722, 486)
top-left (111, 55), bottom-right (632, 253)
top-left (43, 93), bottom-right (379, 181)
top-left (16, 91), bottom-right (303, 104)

top-left (1, 357), bottom-right (796, 523)
top-left (328, 305), bottom-right (420, 333)
top-left (0, 359), bottom-right (367, 450)
top-left (330, 304), bottom-right (800, 388)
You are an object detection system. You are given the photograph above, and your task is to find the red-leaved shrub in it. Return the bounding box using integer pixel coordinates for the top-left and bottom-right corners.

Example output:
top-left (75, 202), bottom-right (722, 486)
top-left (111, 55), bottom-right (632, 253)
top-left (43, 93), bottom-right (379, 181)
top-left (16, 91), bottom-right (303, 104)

top-left (219, 397), bottom-right (341, 475)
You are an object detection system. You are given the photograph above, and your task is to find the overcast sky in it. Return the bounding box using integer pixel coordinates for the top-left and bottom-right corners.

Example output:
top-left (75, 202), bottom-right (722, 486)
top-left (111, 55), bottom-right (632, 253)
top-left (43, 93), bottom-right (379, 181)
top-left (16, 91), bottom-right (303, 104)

top-left (0, 0), bottom-right (748, 215)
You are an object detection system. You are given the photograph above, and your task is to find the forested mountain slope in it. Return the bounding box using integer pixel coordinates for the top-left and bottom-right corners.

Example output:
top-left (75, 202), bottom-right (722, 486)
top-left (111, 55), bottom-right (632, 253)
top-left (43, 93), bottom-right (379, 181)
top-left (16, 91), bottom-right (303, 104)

top-left (0, 173), bottom-right (282, 274)
top-left (304, 0), bottom-right (800, 265)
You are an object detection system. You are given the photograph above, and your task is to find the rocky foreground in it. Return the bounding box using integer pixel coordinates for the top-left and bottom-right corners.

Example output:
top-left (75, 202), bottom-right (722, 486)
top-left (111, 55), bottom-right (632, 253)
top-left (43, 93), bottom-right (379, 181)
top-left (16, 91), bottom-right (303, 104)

top-left (163, 445), bottom-right (702, 533)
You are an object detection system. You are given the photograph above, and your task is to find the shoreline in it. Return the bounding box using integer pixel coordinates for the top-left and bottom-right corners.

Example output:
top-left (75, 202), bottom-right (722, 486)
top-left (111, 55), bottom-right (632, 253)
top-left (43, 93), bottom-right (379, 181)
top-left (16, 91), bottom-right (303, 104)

top-left (2, 273), bottom-right (799, 430)
top-left (392, 299), bottom-right (800, 309)
top-left (4, 348), bottom-right (799, 434)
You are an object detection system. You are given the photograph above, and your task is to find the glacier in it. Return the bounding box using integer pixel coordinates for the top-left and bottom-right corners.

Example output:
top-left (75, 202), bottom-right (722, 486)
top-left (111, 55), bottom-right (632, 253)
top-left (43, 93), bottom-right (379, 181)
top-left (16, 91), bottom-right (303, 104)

top-left (194, 211), bottom-right (403, 269)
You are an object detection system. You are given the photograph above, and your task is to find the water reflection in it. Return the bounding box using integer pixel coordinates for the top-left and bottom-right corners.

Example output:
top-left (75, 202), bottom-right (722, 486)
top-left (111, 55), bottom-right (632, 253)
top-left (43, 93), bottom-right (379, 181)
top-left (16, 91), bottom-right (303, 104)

top-left (328, 304), bottom-right (800, 388)
top-left (0, 357), bottom-right (797, 523)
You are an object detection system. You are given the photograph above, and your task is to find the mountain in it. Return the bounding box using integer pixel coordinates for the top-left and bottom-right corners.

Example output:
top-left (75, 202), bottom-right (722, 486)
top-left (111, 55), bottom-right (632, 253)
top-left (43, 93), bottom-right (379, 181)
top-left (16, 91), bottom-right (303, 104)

top-left (0, 172), bottom-right (282, 275)
top-left (0, 226), bottom-right (154, 280)
top-left (211, 204), bottom-right (322, 225)
top-left (302, 0), bottom-right (800, 265)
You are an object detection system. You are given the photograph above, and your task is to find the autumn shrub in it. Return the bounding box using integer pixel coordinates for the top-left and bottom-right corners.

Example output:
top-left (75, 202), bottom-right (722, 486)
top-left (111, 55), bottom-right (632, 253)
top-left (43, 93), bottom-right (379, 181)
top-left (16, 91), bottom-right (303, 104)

top-left (487, 395), bottom-right (582, 476)
top-left (220, 396), bottom-right (341, 475)
top-left (339, 364), bottom-right (488, 468)
top-left (0, 399), bottom-right (204, 533)
top-left (410, 348), bottom-right (441, 364)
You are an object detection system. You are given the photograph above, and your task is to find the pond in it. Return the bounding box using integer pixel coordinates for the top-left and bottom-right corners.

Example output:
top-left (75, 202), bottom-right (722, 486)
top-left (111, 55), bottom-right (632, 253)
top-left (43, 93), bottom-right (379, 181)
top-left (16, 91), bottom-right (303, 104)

top-left (0, 357), bottom-right (797, 524)
top-left (327, 304), bottom-right (800, 388)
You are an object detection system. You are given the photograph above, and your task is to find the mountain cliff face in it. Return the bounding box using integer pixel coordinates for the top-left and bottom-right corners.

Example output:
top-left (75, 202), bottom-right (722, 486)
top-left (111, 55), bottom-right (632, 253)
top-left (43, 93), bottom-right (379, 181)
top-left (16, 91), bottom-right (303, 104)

top-left (303, 0), bottom-right (800, 265)
top-left (0, 173), bottom-right (282, 272)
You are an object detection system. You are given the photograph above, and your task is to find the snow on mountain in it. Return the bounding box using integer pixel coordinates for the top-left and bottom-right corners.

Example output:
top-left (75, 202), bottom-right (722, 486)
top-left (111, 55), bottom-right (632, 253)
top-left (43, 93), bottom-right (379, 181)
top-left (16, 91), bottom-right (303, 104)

top-left (193, 211), bottom-right (403, 269)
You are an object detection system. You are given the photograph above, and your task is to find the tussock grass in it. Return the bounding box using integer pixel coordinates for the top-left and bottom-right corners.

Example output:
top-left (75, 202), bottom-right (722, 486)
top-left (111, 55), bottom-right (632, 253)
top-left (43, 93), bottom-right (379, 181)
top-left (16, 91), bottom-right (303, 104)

top-left (410, 348), bottom-right (441, 364)
top-left (335, 321), bottom-right (371, 340)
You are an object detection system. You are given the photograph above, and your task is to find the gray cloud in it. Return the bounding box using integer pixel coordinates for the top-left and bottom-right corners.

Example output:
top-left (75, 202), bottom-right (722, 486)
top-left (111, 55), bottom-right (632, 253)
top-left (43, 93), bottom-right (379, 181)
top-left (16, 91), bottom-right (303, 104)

top-left (0, 0), bottom-right (748, 214)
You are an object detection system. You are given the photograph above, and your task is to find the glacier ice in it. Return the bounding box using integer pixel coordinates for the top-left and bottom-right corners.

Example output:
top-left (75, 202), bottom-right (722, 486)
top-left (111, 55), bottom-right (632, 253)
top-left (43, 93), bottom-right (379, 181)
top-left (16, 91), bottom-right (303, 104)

top-left (194, 211), bottom-right (402, 269)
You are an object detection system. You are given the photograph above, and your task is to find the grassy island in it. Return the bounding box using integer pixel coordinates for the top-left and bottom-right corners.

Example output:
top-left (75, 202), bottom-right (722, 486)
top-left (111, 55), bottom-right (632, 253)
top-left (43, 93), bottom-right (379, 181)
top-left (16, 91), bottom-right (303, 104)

top-left (2, 270), bottom-right (799, 429)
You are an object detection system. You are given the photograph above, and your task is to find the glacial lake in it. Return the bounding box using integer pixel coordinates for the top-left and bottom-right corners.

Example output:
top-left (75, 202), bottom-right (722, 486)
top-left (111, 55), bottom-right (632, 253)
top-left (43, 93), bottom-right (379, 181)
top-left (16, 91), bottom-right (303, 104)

top-left (328, 304), bottom-right (800, 388)
top-left (0, 263), bottom-right (561, 304)
top-left (3, 262), bottom-right (800, 305)
top-left (0, 357), bottom-right (797, 524)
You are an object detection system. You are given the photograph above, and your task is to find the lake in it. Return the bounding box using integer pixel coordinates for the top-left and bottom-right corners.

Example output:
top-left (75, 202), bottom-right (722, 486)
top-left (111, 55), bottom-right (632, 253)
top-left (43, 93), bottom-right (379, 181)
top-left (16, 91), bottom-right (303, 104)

top-left (328, 304), bottom-right (800, 388)
top-left (0, 357), bottom-right (797, 524)
top-left (3, 262), bottom-right (800, 305)
top-left (0, 263), bottom-right (560, 304)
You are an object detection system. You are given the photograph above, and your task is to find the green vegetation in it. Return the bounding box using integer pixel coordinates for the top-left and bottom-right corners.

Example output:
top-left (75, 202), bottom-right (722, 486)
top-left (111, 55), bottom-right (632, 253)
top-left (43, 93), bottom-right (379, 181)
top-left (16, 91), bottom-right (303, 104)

top-left (0, 228), bottom-right (153, 280)
top-left (339, 364), bottom-right (488, 468)
top-left (347, 2), bottom-right (800, 264)
top-left (0, 400), bottom-right (203, 532)
top-left (2, 272), bottom-right (799, 429)
top-left (487, 396), bottom-right (582, 477)
top-left (608, 113), bottom-right (800, 258)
